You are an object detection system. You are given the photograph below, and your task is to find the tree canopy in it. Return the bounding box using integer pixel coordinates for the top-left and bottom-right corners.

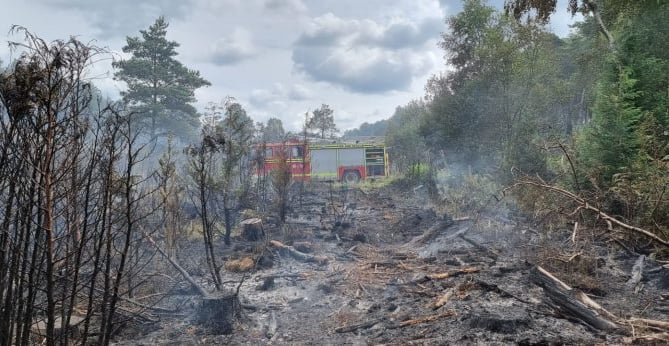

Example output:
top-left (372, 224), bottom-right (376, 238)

top-left (343, 119), bottom-right (387, 139)
top-left (113, 16), bottom-right (210, 142)
top-left (263, 117), bottom-right (286, 142)
top-left (308, 104), bottom-right (338, 139)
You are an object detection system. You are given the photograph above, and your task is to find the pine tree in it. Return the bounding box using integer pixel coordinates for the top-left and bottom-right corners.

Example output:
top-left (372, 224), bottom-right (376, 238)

top-left (113, 17), bottom-right (210, 142)
top-left (578, 66), bottom-right (643, 187)
top-left (308, 104), bottom-right (338, 139)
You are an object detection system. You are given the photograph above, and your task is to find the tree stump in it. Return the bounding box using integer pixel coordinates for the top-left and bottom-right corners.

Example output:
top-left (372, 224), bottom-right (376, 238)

top-left (241, 218), bottom-right (264, 241)
top-left (196, 292), bottom-right (240, 335)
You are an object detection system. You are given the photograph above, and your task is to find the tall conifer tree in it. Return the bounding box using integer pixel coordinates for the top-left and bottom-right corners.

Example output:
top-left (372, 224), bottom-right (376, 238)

top-left (114, 17), bottom-right (210, 141)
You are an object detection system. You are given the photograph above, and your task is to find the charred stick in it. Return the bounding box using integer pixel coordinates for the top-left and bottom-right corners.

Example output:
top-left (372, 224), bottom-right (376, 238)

top-left (145, 232), bottom-right (209, 297)
top-left (412, 267), bottom-right (480, 284)
top-left (386, 311), bottom-right (457, 329)
top-left (457, 234), bottom-right (498, 260)
top-left (432, 288), bottom-right (455, 310)
top-left (335, 317), bottom-right (385, 333)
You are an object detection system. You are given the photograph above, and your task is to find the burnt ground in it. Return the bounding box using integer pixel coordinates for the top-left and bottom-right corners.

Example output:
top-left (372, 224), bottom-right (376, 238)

top-left (112, 183), bottom-right (669, 345)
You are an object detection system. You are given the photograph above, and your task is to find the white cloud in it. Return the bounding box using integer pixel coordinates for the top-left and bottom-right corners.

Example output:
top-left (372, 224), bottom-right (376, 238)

top-left (34, 0), bottom-right (197, 38)
top-left (292, 12), bottom-right (440, 93)
top-left (210, 28), bottom-right (257, 65)
top-left (264, 0), bottom-right (307, 14)
top-left (250, 83), bottom-right (313, 108)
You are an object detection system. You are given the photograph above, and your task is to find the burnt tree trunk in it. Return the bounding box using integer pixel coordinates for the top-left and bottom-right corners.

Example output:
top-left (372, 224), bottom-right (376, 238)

top-left (196, 292), bottom-right (241, 335)
top-left (241, 218), bottom-right (264, 241)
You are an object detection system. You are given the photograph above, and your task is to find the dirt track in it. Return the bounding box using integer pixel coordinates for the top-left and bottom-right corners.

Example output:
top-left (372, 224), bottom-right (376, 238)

top-left (113, 183), bottom-right (669, 345)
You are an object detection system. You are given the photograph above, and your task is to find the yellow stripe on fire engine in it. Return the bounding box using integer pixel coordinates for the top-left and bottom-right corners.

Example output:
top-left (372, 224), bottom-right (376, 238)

top-left (309, 143), bottom-right (384, 150)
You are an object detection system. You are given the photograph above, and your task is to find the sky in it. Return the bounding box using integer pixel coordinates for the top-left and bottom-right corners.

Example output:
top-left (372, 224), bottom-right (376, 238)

top-left (0, 0), bottom-right (580, 132)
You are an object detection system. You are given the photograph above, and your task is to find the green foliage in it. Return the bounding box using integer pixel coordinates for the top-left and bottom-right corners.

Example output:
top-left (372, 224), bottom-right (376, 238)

top-left (576, 66), bottom-right (643, 187)
top-left (568, 3), bottom-right (669, 231)
top-left (424, 0), bottom-right (566, 178)
top-left (262, 117), bottom-right (286, 142)
top-left (342, 119), bottom-right (387, 138)
top-left (440, 0), bottom-right (495, 88)
top-left (113, 17), bottom-right (210, 142)
top-left (308, 104), bottom-right (338, 139)
top-left (436, 169), bottom-right (501, 218)
top-left (503, 0), bottom-right (597, 23)
top-left (220, 99), bottom-right (255, 166)
top-left (218, 98), bottom-right (255, 211)
top-left (385, 100), bottom-right (432, 174)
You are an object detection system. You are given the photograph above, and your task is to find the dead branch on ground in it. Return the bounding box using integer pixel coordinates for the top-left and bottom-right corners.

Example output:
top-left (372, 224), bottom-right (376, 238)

top-left (334, 317), bottom-right (385, 333)
top-left (412, 267), bottom-right (480, 284)
top-left (144, 232), bottom-right (209, 296)
top-left (458, 234), bottom-right (498, 260)
top-left (391, 311), bottom-right (457, 328)
top-left (432, 288), bottom-right (455, 310)
top-left (270, 240), bottom-right (329, 265)
top-left (405, 220), bottom-right (464, 247)
top-left (509, 180), bottom-right (669, 248)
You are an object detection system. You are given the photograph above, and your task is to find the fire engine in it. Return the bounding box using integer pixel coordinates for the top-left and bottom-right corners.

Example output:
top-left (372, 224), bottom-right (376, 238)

top-left (256, 139), bottom-right (389, 183)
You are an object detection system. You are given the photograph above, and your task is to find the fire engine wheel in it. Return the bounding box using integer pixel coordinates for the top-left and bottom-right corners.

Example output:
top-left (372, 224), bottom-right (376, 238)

top-left (342, 170), bottom-right (361, 184)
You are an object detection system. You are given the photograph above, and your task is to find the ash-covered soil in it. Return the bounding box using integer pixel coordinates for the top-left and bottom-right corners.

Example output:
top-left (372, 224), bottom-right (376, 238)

top-left (112, 183), bottom-right (669, 345)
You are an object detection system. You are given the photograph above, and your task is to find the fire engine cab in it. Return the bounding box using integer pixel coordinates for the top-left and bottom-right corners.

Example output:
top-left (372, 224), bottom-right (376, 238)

top-left (257, 139), bottom-right (389, 183)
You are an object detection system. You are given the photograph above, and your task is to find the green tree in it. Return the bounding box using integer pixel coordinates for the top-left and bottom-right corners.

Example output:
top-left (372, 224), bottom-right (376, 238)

top-left (263, 117), bottom-right (286, 142)
top-left (577, 67), bottom-right (643, 186)
top-left (308, 104), bottom-right (338, 139)
top-left (386, 101), bottom-right (430, 175)
top-left (424, 0), bottom-right (568, 178)
top-left (440, 0), bottom-right (495, 88)
top-left (504, 0), bottom-right (661, 51)
top-left (113, 16), bottom-right (210, 142)
top-left (576, 2), bottom-right (669, 191)
top-left (218, 98), bottom-right (255, 245)
top-left (343, 120), bottom-right (388, 138)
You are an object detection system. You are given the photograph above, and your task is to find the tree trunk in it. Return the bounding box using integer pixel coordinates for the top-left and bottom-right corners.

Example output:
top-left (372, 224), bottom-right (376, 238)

top-left (241, 218), bottom-right (264, 241)
top-left (196, 292), bottom-right (240, 335)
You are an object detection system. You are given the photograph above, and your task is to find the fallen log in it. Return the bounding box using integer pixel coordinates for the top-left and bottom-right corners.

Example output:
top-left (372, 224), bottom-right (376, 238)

top-left (530, 266), bottom-right (618, 331)
top-left (270, 240), bottom-right (329, 265)
top-left (629, 318), bottom-right (669, 330)
top-left (624, 333), bottom-right (669, 344)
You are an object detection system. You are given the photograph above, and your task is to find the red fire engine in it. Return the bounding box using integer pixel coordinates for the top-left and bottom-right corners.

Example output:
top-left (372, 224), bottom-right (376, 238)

top-left (257, 139), bottom-right (389, 183)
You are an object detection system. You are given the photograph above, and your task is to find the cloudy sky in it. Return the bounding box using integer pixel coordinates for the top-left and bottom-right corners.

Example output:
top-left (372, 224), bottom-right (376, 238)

top-left (0, 0), bottom-right (579, 132)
